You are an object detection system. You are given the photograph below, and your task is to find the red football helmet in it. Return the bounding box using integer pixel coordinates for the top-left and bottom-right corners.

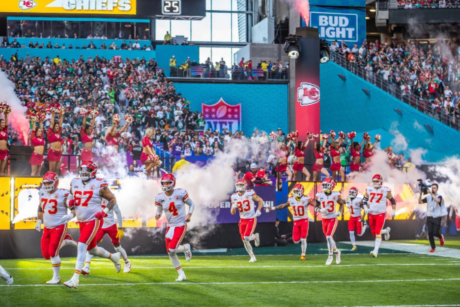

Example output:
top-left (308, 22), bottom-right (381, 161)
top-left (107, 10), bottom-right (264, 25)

top-left (372, 174), bottom-right (383, 188)
top-left (349, 187), bottom-right (358, 198)
top-left (161, 173), bottom-right (176, 192)
top-left (42, 172), bottom-right (59, 192)
top-left (292, 183), bottom-right (305, 198)
top-left (80, 161), bottom-right (98, 181)
top-left (322, 178), bottom-right (336, 193)
top-left (235, 179), bottom-right (247, 192)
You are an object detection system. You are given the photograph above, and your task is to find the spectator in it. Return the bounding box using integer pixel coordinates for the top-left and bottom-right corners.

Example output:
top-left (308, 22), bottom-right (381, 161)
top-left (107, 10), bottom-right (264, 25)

top-left (164, 31), bottom-right (172, 44)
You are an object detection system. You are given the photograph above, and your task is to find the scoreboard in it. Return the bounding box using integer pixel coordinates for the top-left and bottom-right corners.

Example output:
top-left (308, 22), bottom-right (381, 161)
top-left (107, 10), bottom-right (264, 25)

top-left (0, 0), bottom-right (206, 20)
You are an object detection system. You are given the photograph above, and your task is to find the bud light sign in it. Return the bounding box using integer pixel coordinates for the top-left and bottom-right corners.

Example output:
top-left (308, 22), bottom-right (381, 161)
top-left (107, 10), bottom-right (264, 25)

top-left (305, 7), bottom-right (366, 45)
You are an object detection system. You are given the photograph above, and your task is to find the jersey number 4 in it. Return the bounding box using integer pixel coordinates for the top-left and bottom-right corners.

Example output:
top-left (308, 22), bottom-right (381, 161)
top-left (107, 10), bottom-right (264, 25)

top-left (41, 198), bottom-right (58, 215)
top-left (237, 200), bottom-right (251, 212)
top-left (321, 200), bottom-right (335, 213)
top-left (369, 193), bottom-right (383, 203)
top-left (74, 191), bottom-right (94, 207)
top-left (169, 202), bottom-right (179, 216)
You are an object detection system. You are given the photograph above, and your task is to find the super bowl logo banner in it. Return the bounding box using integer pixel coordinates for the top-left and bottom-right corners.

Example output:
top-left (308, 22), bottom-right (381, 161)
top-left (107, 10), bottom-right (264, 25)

top-left (202, 98), bottom-right (242, 133)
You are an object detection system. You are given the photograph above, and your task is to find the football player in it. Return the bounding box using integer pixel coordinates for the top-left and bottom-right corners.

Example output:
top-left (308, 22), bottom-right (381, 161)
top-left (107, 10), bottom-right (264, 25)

top-left (35, 172), bottom-right (76, 284)
top-left (315, 178), bottom-right (344, 265)
top-left (62, 161), bottom-right (121, 289)
top-left (362, 174), bottom-right (395, 257)
top-left (82, 199), bottom-right (131, 275)
top-left (155, 174), bottom-right (193, 282)
top-left (231, 179), bottom-right (264, 263)
top-left (0, 265), bottom-right (13, 285)
top-left (270, 184), bottom-right (313, 260)
top-left (346, 187), bottom-right (368, 251)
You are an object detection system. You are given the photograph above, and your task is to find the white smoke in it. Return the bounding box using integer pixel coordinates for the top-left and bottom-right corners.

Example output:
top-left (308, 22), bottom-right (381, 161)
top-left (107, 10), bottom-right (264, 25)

top-left (430, 158), bottom-right (460, 207)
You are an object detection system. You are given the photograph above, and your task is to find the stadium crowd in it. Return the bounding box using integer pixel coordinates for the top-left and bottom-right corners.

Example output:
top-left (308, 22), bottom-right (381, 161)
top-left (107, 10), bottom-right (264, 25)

top-left (397, 0), bottom-right (460, 8)
top-left (332, 38), bottom-right (460, 124)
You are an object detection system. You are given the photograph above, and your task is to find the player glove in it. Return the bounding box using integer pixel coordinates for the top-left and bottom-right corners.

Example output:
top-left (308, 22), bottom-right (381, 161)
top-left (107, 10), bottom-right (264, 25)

top-left (35, 219), bottom-right (42, 232)
top-left (60, 214), bottom-right (74, 224)
top-left (364, 207), bottom-right (369, 214)
top-left (117, 228), bottom-right (124, 240)
top-left (335, 212), bottom-right (341, 217)
top-left (391, 210), bottom-right (396, 218)
top-left (255, 210), bottom-right (261, 217)
top-left (314, 207), bottom-right (320, 213)
top-left (95, 211), bottom-right (108, 220)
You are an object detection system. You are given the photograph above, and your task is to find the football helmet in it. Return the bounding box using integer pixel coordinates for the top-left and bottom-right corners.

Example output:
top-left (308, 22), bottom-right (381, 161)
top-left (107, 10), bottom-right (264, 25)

top-left (80, 161), bottom-right (97, 182)
top-left (235, 179), bottom-right (247, 192)
top-left (42, 172), bottom-right (59, 192)
top-left (349, 187), bottom-right (358, 198)
top-left (322, 178), bottom-right (336, 193)
top-left (372, 174), bottom-right (383, 188)
top-left (161, 173), bottom-right (176, 192)
top-left (292, 184), bottom-right (305, 198)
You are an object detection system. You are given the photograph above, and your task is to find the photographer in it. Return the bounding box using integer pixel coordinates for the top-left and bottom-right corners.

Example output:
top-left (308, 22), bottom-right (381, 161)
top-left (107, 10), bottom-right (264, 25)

top-left (418, 182), bottom-right (445, 252)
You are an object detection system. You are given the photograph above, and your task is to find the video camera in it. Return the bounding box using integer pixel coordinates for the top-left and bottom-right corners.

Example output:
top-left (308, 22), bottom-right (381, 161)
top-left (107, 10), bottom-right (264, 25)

top-left (417, 179), bottom-right (431, 194)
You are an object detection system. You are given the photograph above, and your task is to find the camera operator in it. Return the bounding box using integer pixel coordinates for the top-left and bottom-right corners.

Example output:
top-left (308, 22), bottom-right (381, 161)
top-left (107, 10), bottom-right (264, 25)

top-left (418, 182), bottom-right (445, 252)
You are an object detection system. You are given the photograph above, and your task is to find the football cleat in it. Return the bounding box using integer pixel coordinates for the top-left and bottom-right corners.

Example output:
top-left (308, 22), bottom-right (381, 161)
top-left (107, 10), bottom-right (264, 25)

top-left (440, 234), bottom-right (445, 247)
top-left (325, 256), bottom-right (333, 266)
top-left (335, 250), bottom-right (341, 264)
top-left (175, 272), bottom-right (186, 282)
top-left (351, 246), bottom-right (357, 251)
top-left (63, 277), bottom-right (79, 289)
top-left (429, 249), bottom-right (435, 253)
top-left (370, 251), bottom-right (378, 258)
top-left (254, 233), bottom-right (260, 247)
top-left (249, 256), bottom-right (257, 263)
top-left (81, 266), bottom-right (90, 276)
top-left (46, 277), bottom-right (61, 285)
top-left (184, 244), bottom-right (192, 261)
top-left (0, 266), bottom-right (13, 285)
top-left (300, 255), bottom-right (306, 261)
top-left (110, 252), bottom-right (121, 273)
top-left (384, 227), bottom-right (391, 241)
top-left (124, 261), bottom-right (131, 273)
top-left (62, 234), bottom-right (77, 248)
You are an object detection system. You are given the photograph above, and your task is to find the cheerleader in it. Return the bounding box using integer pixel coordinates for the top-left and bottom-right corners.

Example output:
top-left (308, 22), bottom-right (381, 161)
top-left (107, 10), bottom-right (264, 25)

top-left (329, 132), bottom-right (345, 182)
top-left (46, 109), bottom-right (64, 173)
top-left (385, 146), bottom-right (396, 168)
top-left (313, 135), bottom-right (330, 182)
top-left (105, 115), bottom-right (130, 152)
top-left (30, 117), bottom-right (45, 176)
top-left (293, 139), bottom-right (311, 181)
top-left (141, 128), bottom-right (160, 177)
top-left (80, 111), bottom-right (96, 163)
top-left (0, 108), bottom-right (8, 175)
top-left (363, 134), bottom-right (380, 163)
top-left (348, 132), bottom-right (364, 172)
top-left (275, 142), bottom-right (292, 181)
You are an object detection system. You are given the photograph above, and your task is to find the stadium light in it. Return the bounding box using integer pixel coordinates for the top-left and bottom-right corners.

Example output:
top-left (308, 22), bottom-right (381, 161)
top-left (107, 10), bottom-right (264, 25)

top-left (284, 35), bottom-right (301, 60)
top-left (319, 39), bottom-right (330, 64)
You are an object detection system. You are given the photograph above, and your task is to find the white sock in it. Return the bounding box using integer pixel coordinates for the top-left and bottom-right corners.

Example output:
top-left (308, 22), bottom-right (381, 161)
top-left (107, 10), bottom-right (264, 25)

top-left (51, 256), bottom-right (61, 278)
top-left (84, 252), bottom-right (93, 268)
top-left (175, 245), bottom-right (185, 253)
top-left (62, 239), bottom-right (77, 248)
top-left (326, 236), bottom-right (336, 255)
top-left (115, 246), bottom-right (129, 262)
top-left (350, 231), bottom-right (356, 246)
top-left (300, 239), bottom-right (307, 255)
top-left (374, 235), bottom-right (382, 252)
top-left (381, 228), bottom-right (389, 235)
top-left (358, 225), bottom-right (367, 237)
top-left (243, 240), bottom-right (254, 257)
top-left (245, 234), bottom-right (256, 241)
top-left (73, 242), bottom-right (88, 279)
top-left (89, 246), bottom-right (112, 259)
top-left (169, 252), bottom-right (184, 274)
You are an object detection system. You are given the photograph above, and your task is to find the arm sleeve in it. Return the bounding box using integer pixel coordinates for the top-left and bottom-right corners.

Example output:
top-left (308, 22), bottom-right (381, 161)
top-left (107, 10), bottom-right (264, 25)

top-left (113, 204), bottom-right (123, 228)
top-left (155, 205), bottom-right (163, 216)
top-left (184, 197), bottom-right (195, 214)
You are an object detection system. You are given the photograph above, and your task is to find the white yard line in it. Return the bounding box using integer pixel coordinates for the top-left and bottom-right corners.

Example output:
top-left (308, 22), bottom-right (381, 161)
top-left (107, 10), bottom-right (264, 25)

top-left (1, 278), bottom-right (459, 287)
top-left (4, 263), bottom-right (460, 270)
top-left (343, 241), bottom-right (460, 259)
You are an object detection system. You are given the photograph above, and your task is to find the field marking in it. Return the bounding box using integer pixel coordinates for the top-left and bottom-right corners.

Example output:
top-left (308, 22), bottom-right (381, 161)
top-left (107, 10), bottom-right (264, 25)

top-left (1, 277), bottom-right (459, 288)
top-left (4, 263), bottom-right (460, 270)
top-left (129, 252), bottom-right (412, 258)
top-left (349, 242), bottom-right (460, 259)
top-left (342, 305), bottom-right (460, 307)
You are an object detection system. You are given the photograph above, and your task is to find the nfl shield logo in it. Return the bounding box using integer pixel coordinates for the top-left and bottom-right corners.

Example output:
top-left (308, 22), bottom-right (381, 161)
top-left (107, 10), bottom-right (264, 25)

top-left (19, 0), bottom-right (37, 10)
top-left (202, 98), bottom-right (242, 133)
top-left (297, 83), bottom-right (320, 106)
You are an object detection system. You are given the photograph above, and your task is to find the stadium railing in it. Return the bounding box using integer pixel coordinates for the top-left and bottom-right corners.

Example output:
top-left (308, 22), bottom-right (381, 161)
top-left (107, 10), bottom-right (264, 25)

top-left (6, 153), bottom-right (175, 177)
top-left (165, 66), bottom-right (290, 82)
top-left (330, 51), bottom-right (460, 131)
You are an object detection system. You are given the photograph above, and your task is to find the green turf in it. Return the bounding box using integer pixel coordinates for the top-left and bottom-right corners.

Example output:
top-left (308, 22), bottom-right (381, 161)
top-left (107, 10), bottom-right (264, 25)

top-left (393, 236), bottom-right (460, 250)
top-left (1, 243), bottom-right (459, 307)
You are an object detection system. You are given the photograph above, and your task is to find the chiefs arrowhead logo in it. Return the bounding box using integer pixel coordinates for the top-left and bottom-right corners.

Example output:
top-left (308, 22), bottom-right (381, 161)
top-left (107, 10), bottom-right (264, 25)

top-left (297, 82), bottom-right (320, 106)
top-left (19, 0), bottom-right (37, 10)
